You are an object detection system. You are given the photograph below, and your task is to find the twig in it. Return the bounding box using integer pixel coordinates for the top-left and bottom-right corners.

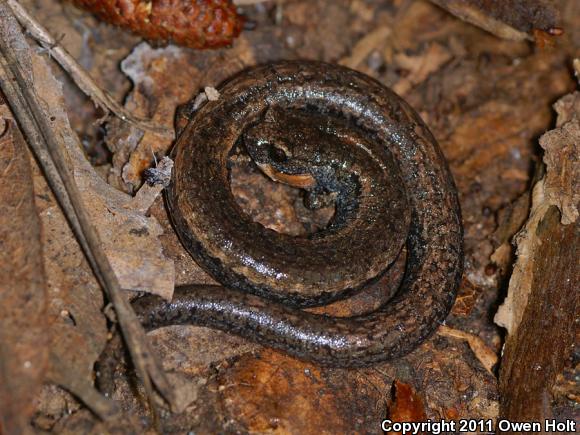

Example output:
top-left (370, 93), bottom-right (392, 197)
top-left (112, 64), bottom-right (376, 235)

top-left (6, 0), bottom-right (173, 138)
top-left (0, 1), bottom-right (175, 424)
top-left (233, 0), bottom-right (270, 4)
top-left (58, 372), bottom-right (121, 420)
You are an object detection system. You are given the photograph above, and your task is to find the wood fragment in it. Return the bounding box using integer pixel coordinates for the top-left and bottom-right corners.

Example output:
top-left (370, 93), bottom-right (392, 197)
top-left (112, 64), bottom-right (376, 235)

top-left (496, 63), bottom-right (579, 429)
top-left (392, 42), bottom-right (453, 95)
top-left (499, 205), bottom-right (578, 427)
top-left (339, 26), bottom-right (391, 69)
top-left (438, 326), bottom-right (499, 374)
top-left (429, 0), bottom-right (560, 41)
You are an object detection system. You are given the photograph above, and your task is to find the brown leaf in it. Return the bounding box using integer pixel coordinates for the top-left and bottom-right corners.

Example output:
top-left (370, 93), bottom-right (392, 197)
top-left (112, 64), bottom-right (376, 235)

top-left (107, 40), bottom-right (260, 191)
top-left (33, 162), bottom-right (110, 410)
top-left (0, 3), bottom-right (174, 416)
top-left (27, 38), bottom-right (175, 300)
top-left (0, 102), bottom-right (48, 434)
top-left (451, 277), bottom-right (481, 317)
top-left (386, 381), bottom-right (427, 435)
top-left (218, 350), bottom-right (380, 435)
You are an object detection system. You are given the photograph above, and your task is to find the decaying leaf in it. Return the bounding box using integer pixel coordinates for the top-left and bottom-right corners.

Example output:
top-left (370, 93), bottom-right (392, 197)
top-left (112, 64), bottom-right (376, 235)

top-left (0, 100), bottom-right (48, 435)
top-left (0, 1), bottom-right (176, 421)
top-left (218, 350), bottom-right (385, 434)
top-left (451, 277), bottom-right (481, 317)
top-left (107, 39), bottom-right (263, 191)
top-left (28, 44), bottom-right (175, 300)
top-left (386, 381), bottom-right (427, 435)
top-left (33, 163), bottom-right (114, 418)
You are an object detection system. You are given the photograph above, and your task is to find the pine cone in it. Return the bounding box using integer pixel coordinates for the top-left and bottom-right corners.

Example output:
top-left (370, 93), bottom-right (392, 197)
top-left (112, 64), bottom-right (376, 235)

top-left (69, 0), bottom-right (243, 49)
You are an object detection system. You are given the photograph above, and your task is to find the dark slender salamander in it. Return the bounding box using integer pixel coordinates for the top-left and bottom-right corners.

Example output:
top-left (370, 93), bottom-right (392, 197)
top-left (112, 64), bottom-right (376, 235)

top-left (100, 61), bottom-right (463, 373)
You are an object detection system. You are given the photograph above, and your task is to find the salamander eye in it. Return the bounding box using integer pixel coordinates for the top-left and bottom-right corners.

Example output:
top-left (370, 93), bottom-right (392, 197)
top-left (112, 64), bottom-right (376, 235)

top-left (267, 143), bottom-right (289, 163)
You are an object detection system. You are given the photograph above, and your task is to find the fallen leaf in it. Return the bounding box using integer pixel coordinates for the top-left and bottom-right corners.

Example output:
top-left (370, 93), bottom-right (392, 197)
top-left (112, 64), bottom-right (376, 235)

top-left (451, 277), bottom-right (481, 317)
top-left (27, 41), bottom-right (175, 300)
top-left (0, 5), bottom-right (173, 418)
top-left (386, 381), bottom-right (427, 435)
top-left (0, 101), bottom-right (48, 435)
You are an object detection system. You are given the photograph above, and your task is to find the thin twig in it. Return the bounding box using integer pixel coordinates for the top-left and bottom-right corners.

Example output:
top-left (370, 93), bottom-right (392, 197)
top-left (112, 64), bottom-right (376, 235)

top-left (6, 0), bottom-right (173, 137)
top-left (233, 0), bottom-right (270, 4)
top-left (0, 2), bottom-right (175, 425)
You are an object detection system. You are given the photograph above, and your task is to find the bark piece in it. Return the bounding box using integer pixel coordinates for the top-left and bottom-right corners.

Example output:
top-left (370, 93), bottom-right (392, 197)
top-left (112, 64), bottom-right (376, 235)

top-left (499, 205), bottom-right (577, 426)
top-left (496, 63), bottom-right (579, 429)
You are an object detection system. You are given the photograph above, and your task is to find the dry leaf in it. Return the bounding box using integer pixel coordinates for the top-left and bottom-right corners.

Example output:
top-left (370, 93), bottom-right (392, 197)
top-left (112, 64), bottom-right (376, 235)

top-left (451, 277), bottom-right (481, 317)
top-left (25, 45), bottom-right (175, 300)
top-left (0, 4), bottom-right (173, 419)
top-left (218, 350), bottom-right (382, 434)
top-left (108, 40), bottom-right (260, 191)
top-left (386, 381), bottom-right (427, 435)
top-left (0, 102), bottom-right (48, 435)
